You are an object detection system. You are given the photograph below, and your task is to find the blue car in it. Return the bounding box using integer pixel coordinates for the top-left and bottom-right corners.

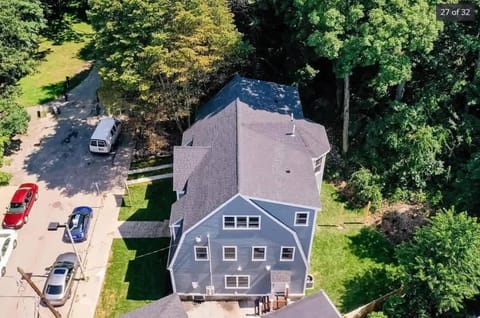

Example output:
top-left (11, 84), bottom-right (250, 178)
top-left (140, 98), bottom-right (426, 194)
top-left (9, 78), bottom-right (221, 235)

top-left (63, 206), bottom-right (93, 243)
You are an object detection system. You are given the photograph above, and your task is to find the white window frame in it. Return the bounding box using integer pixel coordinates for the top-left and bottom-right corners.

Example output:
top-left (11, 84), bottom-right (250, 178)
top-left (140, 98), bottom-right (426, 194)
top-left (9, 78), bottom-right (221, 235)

top-left (224, 275), bottom-right (250, 289)
top-left (223, 246), bottom-right (237, 261)
top-left (252, 246), bottom-right (267, 261)
top-left (280, 246), bottom-right (295, 261)
top-left (194, 246), bottom-right (209, 261)
top-left (223, 216), bottom-right (261, 230)
top-left (294, 211), bottom-right (309, 226)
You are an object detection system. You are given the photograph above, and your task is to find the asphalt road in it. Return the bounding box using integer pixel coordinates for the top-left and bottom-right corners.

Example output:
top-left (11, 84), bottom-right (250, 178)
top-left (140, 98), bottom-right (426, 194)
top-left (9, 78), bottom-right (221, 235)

top-left (0, 69), bottom-right (133, 318)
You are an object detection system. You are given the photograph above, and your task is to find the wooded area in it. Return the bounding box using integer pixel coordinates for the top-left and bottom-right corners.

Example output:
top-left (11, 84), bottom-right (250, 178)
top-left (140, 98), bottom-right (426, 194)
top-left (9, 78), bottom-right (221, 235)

top-left (1, 0), bottom-right (480, 316)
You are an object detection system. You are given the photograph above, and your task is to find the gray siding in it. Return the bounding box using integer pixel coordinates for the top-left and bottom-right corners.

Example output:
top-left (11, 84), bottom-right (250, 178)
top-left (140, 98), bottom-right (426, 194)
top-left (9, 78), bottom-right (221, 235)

top-left (250, 199), bottom-right (316, 260)
top-left (170, 195), bottom-right (307, 296)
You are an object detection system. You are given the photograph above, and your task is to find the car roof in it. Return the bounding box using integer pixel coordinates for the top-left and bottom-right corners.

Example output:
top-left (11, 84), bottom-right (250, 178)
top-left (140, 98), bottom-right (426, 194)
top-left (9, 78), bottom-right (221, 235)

top-left (11, 188), bottom-right (29, 202)
top-left (48, 268), bottom-right (68, 285)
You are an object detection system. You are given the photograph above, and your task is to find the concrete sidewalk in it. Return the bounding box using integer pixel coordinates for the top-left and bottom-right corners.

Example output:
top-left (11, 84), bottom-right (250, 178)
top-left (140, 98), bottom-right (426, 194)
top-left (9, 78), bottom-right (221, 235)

top-left (114, 221), bottom-right (170, 238)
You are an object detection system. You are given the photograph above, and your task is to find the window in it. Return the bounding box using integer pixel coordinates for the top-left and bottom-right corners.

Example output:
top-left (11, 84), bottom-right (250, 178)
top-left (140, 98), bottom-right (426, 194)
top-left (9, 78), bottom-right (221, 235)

top-left (90, 140), bottom-right (97, 147)
top-left (314, 157), bottom-right (323, 173)
top-left (98, 140), bottom-right (106, 147)
top-left (237, 217), bottom-right (247, 228)
top-left (194, 246), bottom-right (209, 261)
top-left (248, 217), bottom-right (260, 229)
top-left (225, 275), bottom-right (250, 289)
top-left (252, 246), bottom-right (266, 261)
top-left (280, 247), bottom-right (295, 261)
top-left (295, 212), bottom-right (309, 226)
top-left (223, 246), bottom-right (237, 261)
top-left (224, 216), bottom-right (235, 228)
top-left (223, 216), bottom-right (261, 230)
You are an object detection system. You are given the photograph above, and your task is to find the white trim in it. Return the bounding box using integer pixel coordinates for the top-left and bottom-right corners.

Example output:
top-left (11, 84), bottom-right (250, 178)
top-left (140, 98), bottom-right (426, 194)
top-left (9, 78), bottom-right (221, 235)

top-left (176, 292), bottom-right (306, 297)
top-left (243, 195), bottom-right (309, 267)
top-left (168, 194), bottom-right (241, 270)
top-left (222, 215), bottom-right (261, 230)
top-left (251, 246), bottom-right (267, 261)
top-left (224, 275), bottom-right (250, 289)
top-left (280, 246), bottom-right (295, 262)
top-left (194, 246), bottom-right (209, 261)
top-left (294, 211), bottom-right (309, 226)
top-left (307, 210), bottom-right (319, 272)
top-left (242, 195), bottom-right (321, 211)
top-left (169, 268), bottom-right (177, 293)
top-left (222, 246), bottom-right (237, 261)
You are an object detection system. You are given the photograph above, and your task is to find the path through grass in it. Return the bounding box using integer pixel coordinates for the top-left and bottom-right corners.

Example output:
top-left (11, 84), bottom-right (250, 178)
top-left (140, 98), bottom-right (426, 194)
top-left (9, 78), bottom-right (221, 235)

top-left (18, 22), bottom-right (94, 107)
top-left (95, 238), bottom-right (171, 318)
top-left (309, 183), bottom-right (399, 313)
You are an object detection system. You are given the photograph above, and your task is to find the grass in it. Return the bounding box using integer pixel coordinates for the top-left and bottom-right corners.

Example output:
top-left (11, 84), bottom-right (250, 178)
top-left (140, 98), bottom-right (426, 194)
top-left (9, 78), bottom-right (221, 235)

top-left (127, 167), bottom-right (173, 180)
top-left (95, 238), bottom-right (172, 318)
top-left (119, 179), bottom-right (176, 221)
top-left (130, 156), bottom-right (173, 170)
top-left (17, 22), bottom-right (94, 107)
top-left (309, 183), bottom-right (399, 313)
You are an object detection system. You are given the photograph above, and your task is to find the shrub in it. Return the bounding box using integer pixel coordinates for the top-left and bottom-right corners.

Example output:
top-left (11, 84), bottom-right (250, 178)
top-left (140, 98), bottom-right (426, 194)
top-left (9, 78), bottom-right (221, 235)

top-left (346, 167), bottom-right (383, 211)
top-left (0, 171), bottom-right (12, 185)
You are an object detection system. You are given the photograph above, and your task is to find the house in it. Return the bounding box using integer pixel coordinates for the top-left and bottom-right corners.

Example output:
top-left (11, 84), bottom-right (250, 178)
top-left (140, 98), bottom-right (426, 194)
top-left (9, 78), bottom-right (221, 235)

top-left (167, 75), bottom-right (330, 299)
top-left (262, 290), bottom-right (342, 318)
top-left (118, 293), bottom-right (188, 318)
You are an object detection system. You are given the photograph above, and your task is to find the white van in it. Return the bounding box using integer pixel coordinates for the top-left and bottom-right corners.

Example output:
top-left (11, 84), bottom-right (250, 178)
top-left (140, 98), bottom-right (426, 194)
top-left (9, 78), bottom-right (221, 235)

top-left (89, 118), bottom-right (121, 153)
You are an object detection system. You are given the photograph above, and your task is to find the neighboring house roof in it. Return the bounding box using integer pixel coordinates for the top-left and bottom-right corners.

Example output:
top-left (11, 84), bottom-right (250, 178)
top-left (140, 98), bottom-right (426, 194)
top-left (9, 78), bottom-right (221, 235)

top-left (170, 75), bottom-right (330, 229)
top-left (262, 290), bottom-right (342, 318)
top-left (119, 293), bottom-right (188, 318)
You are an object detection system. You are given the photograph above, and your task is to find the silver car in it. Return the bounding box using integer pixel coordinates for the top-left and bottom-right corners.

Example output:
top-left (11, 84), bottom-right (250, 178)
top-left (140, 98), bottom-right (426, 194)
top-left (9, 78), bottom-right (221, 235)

top-left (42, 252), bottom-right (79, 306)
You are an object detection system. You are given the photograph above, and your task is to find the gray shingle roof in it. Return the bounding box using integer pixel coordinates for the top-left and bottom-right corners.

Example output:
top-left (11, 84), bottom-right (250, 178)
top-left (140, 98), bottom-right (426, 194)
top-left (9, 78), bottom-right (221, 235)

top-left (262, 290), bottom-right (342, 318)
top-left (170, 75), bottom-right (330, 229)
top-left (119, 293), bottom-right (188, 318)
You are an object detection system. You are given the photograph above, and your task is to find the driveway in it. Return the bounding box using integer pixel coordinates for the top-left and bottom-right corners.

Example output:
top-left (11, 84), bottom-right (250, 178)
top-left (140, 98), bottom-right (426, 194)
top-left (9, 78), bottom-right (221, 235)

top-left (0, 68), bottom-right (133, 318)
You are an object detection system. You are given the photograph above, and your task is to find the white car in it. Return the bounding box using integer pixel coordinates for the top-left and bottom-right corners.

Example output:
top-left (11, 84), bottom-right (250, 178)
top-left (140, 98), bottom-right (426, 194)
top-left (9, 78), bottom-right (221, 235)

top-left (0, 229), bottom-right (17, 276)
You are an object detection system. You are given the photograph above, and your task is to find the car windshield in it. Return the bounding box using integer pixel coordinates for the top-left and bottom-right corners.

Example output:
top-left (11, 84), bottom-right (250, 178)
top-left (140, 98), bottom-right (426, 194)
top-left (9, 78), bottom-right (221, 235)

top-left (9, 202), bottom-right (25, 213)
top-left (46, 285), bottom-right (63, 295)
top-left (69, 214), bottom-right (84, 231)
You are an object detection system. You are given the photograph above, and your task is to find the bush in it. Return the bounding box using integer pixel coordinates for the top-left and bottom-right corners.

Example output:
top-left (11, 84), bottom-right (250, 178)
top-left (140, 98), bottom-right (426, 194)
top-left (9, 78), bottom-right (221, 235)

top-left (368, 312), bottom-right (389, 318)
top-left (345, 167), bottom-right (383, 211)
top-left (0, 171), bottom-right (12, 185)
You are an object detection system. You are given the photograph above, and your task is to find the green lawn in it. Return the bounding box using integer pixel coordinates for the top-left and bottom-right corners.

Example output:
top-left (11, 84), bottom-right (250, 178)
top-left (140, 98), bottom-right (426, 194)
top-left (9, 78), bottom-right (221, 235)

top-left (17, 22), bottom-right (94, 107)
top-left (95, 238), bottom-right (172, 318)
top-left (309, 183), bottom-right (399, 313)
top-left (119, 180), bottom-right (176, 221)
top-left (130, 156), bottom-right (173, 170)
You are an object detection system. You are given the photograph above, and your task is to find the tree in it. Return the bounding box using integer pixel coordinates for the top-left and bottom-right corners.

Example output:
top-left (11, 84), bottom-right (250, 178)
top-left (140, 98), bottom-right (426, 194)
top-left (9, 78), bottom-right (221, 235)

top-left (0, 0), bottom-right (45, 94)
top-left (287, 0), bottom-right (442, 154)
top-left (0, 0), bottom-right (42, 183)
top-left (394, 209), bottom-right (480, 316)
top-left (89, 0), bottom-right (250, 131)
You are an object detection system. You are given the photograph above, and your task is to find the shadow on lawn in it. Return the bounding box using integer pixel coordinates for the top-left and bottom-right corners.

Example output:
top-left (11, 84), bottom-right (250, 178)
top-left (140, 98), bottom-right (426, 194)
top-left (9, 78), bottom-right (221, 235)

top-left (340, 227), bottom-right (400, 312)
top-left (348, 227), bottom-right (396, 264)
top-left (39, 67), bottom-right (93, 104)
top-left (122, 179), bottom-right (176, 221)
top-left (341, 266), bottom-right (400, 312)
top-left (124, 238), bottom-right (172, 300)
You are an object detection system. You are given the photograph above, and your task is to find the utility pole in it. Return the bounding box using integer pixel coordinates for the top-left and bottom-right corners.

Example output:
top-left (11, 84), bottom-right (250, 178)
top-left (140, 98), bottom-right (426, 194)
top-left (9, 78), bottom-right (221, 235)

top-left (64, 225), bottom-right (87, 280)
top-left (17, 267), bottom-right (62, 318)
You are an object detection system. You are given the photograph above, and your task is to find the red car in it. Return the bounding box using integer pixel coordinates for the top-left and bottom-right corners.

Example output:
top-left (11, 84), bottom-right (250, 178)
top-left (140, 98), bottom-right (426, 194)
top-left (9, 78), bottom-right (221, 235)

top-left (2, 183), bottom-right (39, 229)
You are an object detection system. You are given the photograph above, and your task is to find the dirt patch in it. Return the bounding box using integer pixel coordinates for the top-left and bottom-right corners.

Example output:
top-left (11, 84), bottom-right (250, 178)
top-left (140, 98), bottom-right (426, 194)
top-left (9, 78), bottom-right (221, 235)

top-left (368, 203), bottom-right (431, 244)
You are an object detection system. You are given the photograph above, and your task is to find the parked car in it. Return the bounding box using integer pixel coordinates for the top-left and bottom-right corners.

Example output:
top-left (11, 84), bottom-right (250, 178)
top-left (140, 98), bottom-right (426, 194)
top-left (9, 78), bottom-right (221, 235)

top-left (0, 230), bottom-right (17, 277)
top-left (2, 183), bottom-right (39, 229)
top-left (63, 206), bottom-right (93, 243)
top-left (42, 252), bottom-right (79, 306)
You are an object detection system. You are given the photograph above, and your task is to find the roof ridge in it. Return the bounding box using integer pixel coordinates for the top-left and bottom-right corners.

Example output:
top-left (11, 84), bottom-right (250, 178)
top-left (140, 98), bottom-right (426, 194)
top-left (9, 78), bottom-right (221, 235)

top-left (235, 97), bottom-right (240, 192)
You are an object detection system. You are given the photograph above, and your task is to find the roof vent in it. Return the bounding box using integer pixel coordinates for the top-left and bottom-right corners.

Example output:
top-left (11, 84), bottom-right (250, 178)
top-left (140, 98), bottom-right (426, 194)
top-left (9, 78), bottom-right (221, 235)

top-left (286, 170), bottom-right (291, 174)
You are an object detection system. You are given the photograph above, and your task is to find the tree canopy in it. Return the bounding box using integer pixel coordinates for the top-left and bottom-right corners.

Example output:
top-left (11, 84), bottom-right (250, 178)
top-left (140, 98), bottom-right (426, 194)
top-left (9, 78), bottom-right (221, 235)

top-left (89, 0), bottom-right (250, 130)
top-left (392, 209), bottom-right (480, 316)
